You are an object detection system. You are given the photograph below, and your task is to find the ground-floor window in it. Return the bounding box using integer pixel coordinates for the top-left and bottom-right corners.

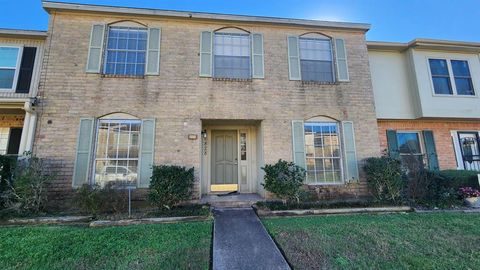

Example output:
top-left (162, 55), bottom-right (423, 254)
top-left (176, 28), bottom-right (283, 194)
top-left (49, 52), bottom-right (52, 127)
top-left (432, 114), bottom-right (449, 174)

top-left (304, 122), bottom-right (343, 183)
top-left (397, 132), bottom-right (426, 170)
top-left (454, 131), bottom-right (480, 171)
top-left (93, 119), bottom-right (141, 187)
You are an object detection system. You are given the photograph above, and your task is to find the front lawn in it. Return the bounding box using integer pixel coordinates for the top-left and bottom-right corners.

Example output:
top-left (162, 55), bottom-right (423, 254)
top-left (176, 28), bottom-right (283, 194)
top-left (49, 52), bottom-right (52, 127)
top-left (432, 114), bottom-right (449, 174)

top-left (0, 221), bottom-right (212, 269)
top-left (263, 213), bottom-right (480, 269)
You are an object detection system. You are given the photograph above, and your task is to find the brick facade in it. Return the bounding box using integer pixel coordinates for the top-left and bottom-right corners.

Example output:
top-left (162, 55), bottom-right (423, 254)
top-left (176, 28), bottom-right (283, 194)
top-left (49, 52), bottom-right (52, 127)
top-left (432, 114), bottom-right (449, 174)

top-left (34, 11), bottom-right (380, 202)
top-left (378, 119), bottom-right (480, 170)
top-left (0, 115), bottom-right (24, 128)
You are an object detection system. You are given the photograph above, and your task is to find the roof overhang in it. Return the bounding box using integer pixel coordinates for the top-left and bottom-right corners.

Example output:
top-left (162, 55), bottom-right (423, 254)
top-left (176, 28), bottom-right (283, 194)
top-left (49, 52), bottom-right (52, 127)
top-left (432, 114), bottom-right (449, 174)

top-left (0, 28), bottom-right (47, 40)
top-left (42, 1), bottom-right (370, 32)
top-left (367, 39), bottom-right (480, 53)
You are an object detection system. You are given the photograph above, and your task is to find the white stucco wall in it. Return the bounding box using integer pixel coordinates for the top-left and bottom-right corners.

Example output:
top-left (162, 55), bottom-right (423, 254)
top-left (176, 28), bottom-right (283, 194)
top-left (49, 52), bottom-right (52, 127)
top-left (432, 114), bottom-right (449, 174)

top-left (369, 50), bottom-right (417, 119)
top-left (410, 49), bottom-right (480, 118)
top-left (369, 48), bottom-right (480, 119)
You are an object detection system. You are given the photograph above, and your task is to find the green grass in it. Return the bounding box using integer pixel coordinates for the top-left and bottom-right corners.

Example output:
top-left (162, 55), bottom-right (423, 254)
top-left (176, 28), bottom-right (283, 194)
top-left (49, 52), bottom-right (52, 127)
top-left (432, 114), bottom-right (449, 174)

top-left (263, 213), bottom-right (480, 270)
top-left (0, 221), bottom-right (212, 270)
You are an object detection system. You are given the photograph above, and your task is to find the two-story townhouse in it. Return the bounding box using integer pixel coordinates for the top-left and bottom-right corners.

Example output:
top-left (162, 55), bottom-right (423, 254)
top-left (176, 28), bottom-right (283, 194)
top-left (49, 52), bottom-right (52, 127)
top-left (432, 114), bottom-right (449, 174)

top-left (369, 39), bottom-right (480, 172)
top-left (35, 1), bottom-right (380, 203)
top-left (0, 29), bottom-right (45, 157)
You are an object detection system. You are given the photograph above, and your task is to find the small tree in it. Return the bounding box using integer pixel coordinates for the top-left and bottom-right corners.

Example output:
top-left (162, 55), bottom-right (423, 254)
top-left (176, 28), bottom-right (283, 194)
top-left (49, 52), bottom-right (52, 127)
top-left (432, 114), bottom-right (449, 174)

top-left (148, 165), bottom-right (194, 210)
top-left (262, 159), bottom-right (305, 204)
top-left (4, 155), bottom-right (53, 213)
top-left (364, 156), bottom-right (403, 204)
top-left (0, 155), bottom-right (16, 209)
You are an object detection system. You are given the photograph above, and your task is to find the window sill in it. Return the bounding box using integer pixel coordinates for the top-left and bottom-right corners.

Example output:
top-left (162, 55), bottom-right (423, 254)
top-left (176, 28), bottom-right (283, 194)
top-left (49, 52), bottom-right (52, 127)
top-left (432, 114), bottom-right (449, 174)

top-left (301, 80), bottom-right (338, 86)
top-left (101, 74), bottom-right (145, 79)
top-left (306, 182), bottom-right (346, 186)
top-left (431, 93), bottom-right (478, 98)
top-left (212, 77), bottom-right (252, 82)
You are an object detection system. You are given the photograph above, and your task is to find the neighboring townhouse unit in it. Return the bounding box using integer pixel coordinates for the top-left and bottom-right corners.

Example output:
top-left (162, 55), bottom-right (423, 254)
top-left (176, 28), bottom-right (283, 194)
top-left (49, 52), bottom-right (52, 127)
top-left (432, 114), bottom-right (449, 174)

top-left (35, 1), bottom-right (380, 202)
top-left (369, 39), bottom-right (480, 171)
top-left (0, 29), bottom-right (45, 156)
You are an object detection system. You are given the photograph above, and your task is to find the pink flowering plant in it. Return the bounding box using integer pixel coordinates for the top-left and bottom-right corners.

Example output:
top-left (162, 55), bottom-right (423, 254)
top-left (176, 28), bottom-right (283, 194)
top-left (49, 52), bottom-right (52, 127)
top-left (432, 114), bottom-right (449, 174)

top-left (459, 187), bottom-right (480, 198)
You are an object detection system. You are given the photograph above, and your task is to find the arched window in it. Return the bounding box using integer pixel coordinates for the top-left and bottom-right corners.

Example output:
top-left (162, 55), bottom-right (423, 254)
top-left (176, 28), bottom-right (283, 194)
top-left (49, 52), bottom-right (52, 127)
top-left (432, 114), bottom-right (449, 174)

top-left (303, 116), bottom-right (343, 183)
top-left (93, 113), bottom-right (141, 187)
top-left (299, 33), bottom-right (334, 82)
top-left (213, 27), bottom-right (251, 79)
top-left (104, 21), bottom-right (148, 76)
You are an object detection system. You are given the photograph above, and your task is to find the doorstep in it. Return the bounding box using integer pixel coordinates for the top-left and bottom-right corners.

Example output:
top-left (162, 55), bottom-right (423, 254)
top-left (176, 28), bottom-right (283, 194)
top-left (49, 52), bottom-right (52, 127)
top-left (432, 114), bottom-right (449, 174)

top-left (201, 193), bottom-right (263, 208)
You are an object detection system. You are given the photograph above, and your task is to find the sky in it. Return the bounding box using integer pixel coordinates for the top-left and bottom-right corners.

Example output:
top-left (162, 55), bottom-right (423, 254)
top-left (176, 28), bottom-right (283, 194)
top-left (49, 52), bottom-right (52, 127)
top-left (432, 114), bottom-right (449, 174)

top-left (1, 0), bottom-right (480, 42)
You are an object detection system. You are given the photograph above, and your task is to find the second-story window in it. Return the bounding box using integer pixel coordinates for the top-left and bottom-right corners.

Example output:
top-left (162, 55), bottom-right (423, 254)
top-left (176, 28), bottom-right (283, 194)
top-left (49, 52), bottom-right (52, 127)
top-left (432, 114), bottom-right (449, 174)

top-left (299, 37), bottom-right (334, 82)
top-left (213, 33), bottom-right (251, 79)
top-left (104, 26), bottom-right (148, 76)
top-left (428, 58), bottom-right (475, 96)
top-left (0, 47), bottom-right (20, 90)
top-left (451, 60), bottom-right (474, 96)
top-left (429, 59), bottom-right (452, 95)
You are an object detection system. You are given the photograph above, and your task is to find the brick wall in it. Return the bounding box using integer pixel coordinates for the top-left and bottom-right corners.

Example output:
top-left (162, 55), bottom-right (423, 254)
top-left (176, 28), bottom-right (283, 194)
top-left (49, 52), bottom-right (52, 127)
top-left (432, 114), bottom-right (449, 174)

top-left (34, 11), bottom-right (380, 202)
top-left (378, 119), bottom-right (480, 170)
top-left (0, 115), bottom-right (24, 128)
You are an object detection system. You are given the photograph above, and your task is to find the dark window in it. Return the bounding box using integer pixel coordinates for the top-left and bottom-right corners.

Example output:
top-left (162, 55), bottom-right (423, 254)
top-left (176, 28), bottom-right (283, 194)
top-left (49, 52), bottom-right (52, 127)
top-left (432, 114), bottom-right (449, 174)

top-left (396, 132), bottom-right (426, 171)
top-left (451, 60), bottom-right (475, 96)
top-left (429, 59), bottom-right (453, 94)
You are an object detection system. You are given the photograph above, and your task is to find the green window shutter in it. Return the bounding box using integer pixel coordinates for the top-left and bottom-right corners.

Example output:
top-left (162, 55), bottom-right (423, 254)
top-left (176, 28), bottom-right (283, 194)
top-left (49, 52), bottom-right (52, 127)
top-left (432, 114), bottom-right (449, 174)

top-left (146, 28), bottom-right (161, 75)
top-left (251, 33), bottom-right (264, 79)
top-left (138, 119), bottom-right (156, 188)
top-left (423, 130), bottom-right (439, 171)
top-left (335, 38), bottom-right (349, 81)
top-left (86, 24), bottom-right (105, 73)
top-left (386, 130), bottom-right (400, 159)
top-left (292, 120), bottom-right (306, 169)
top-left (287, 36), bottom-right (301, 80)
top-left (342, 121), bottom-right (359, 181)
top-left (199, 31), bottom-right (213, 77)
top-left (72, 118), bottom-right (95, 187)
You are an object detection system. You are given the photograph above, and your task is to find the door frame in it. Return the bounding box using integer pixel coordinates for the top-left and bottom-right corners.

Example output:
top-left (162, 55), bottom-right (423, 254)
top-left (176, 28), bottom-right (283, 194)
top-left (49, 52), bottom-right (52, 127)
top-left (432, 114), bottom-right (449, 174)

top-left (201, 124), bottom-right (257, 194)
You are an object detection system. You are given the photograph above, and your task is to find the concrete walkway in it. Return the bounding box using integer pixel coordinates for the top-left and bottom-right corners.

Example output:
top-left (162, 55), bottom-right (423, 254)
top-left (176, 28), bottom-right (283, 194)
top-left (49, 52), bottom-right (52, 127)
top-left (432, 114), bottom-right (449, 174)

top-left (213, 208), bottom-right (290, 270)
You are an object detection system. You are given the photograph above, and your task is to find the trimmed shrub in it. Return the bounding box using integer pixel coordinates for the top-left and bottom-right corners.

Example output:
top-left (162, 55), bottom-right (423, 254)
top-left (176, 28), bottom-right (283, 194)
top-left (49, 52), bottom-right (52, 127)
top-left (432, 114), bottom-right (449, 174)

top-left (297, 187), bottom-right (317, 203)
top-left (262, 159), bottom-right (305, 203)
top-left (364, 156), bottom-right (403, 204)
top-left (405, 168), bottom-right (453, 206)
top-left (439, 170), bottom-right (480, 189)
top-left (148, 165), bottom-right (194, 209)
top-left (73, 183), bottom-right (128, 216)
top-left (398, 154), bottom-right (463, 207)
